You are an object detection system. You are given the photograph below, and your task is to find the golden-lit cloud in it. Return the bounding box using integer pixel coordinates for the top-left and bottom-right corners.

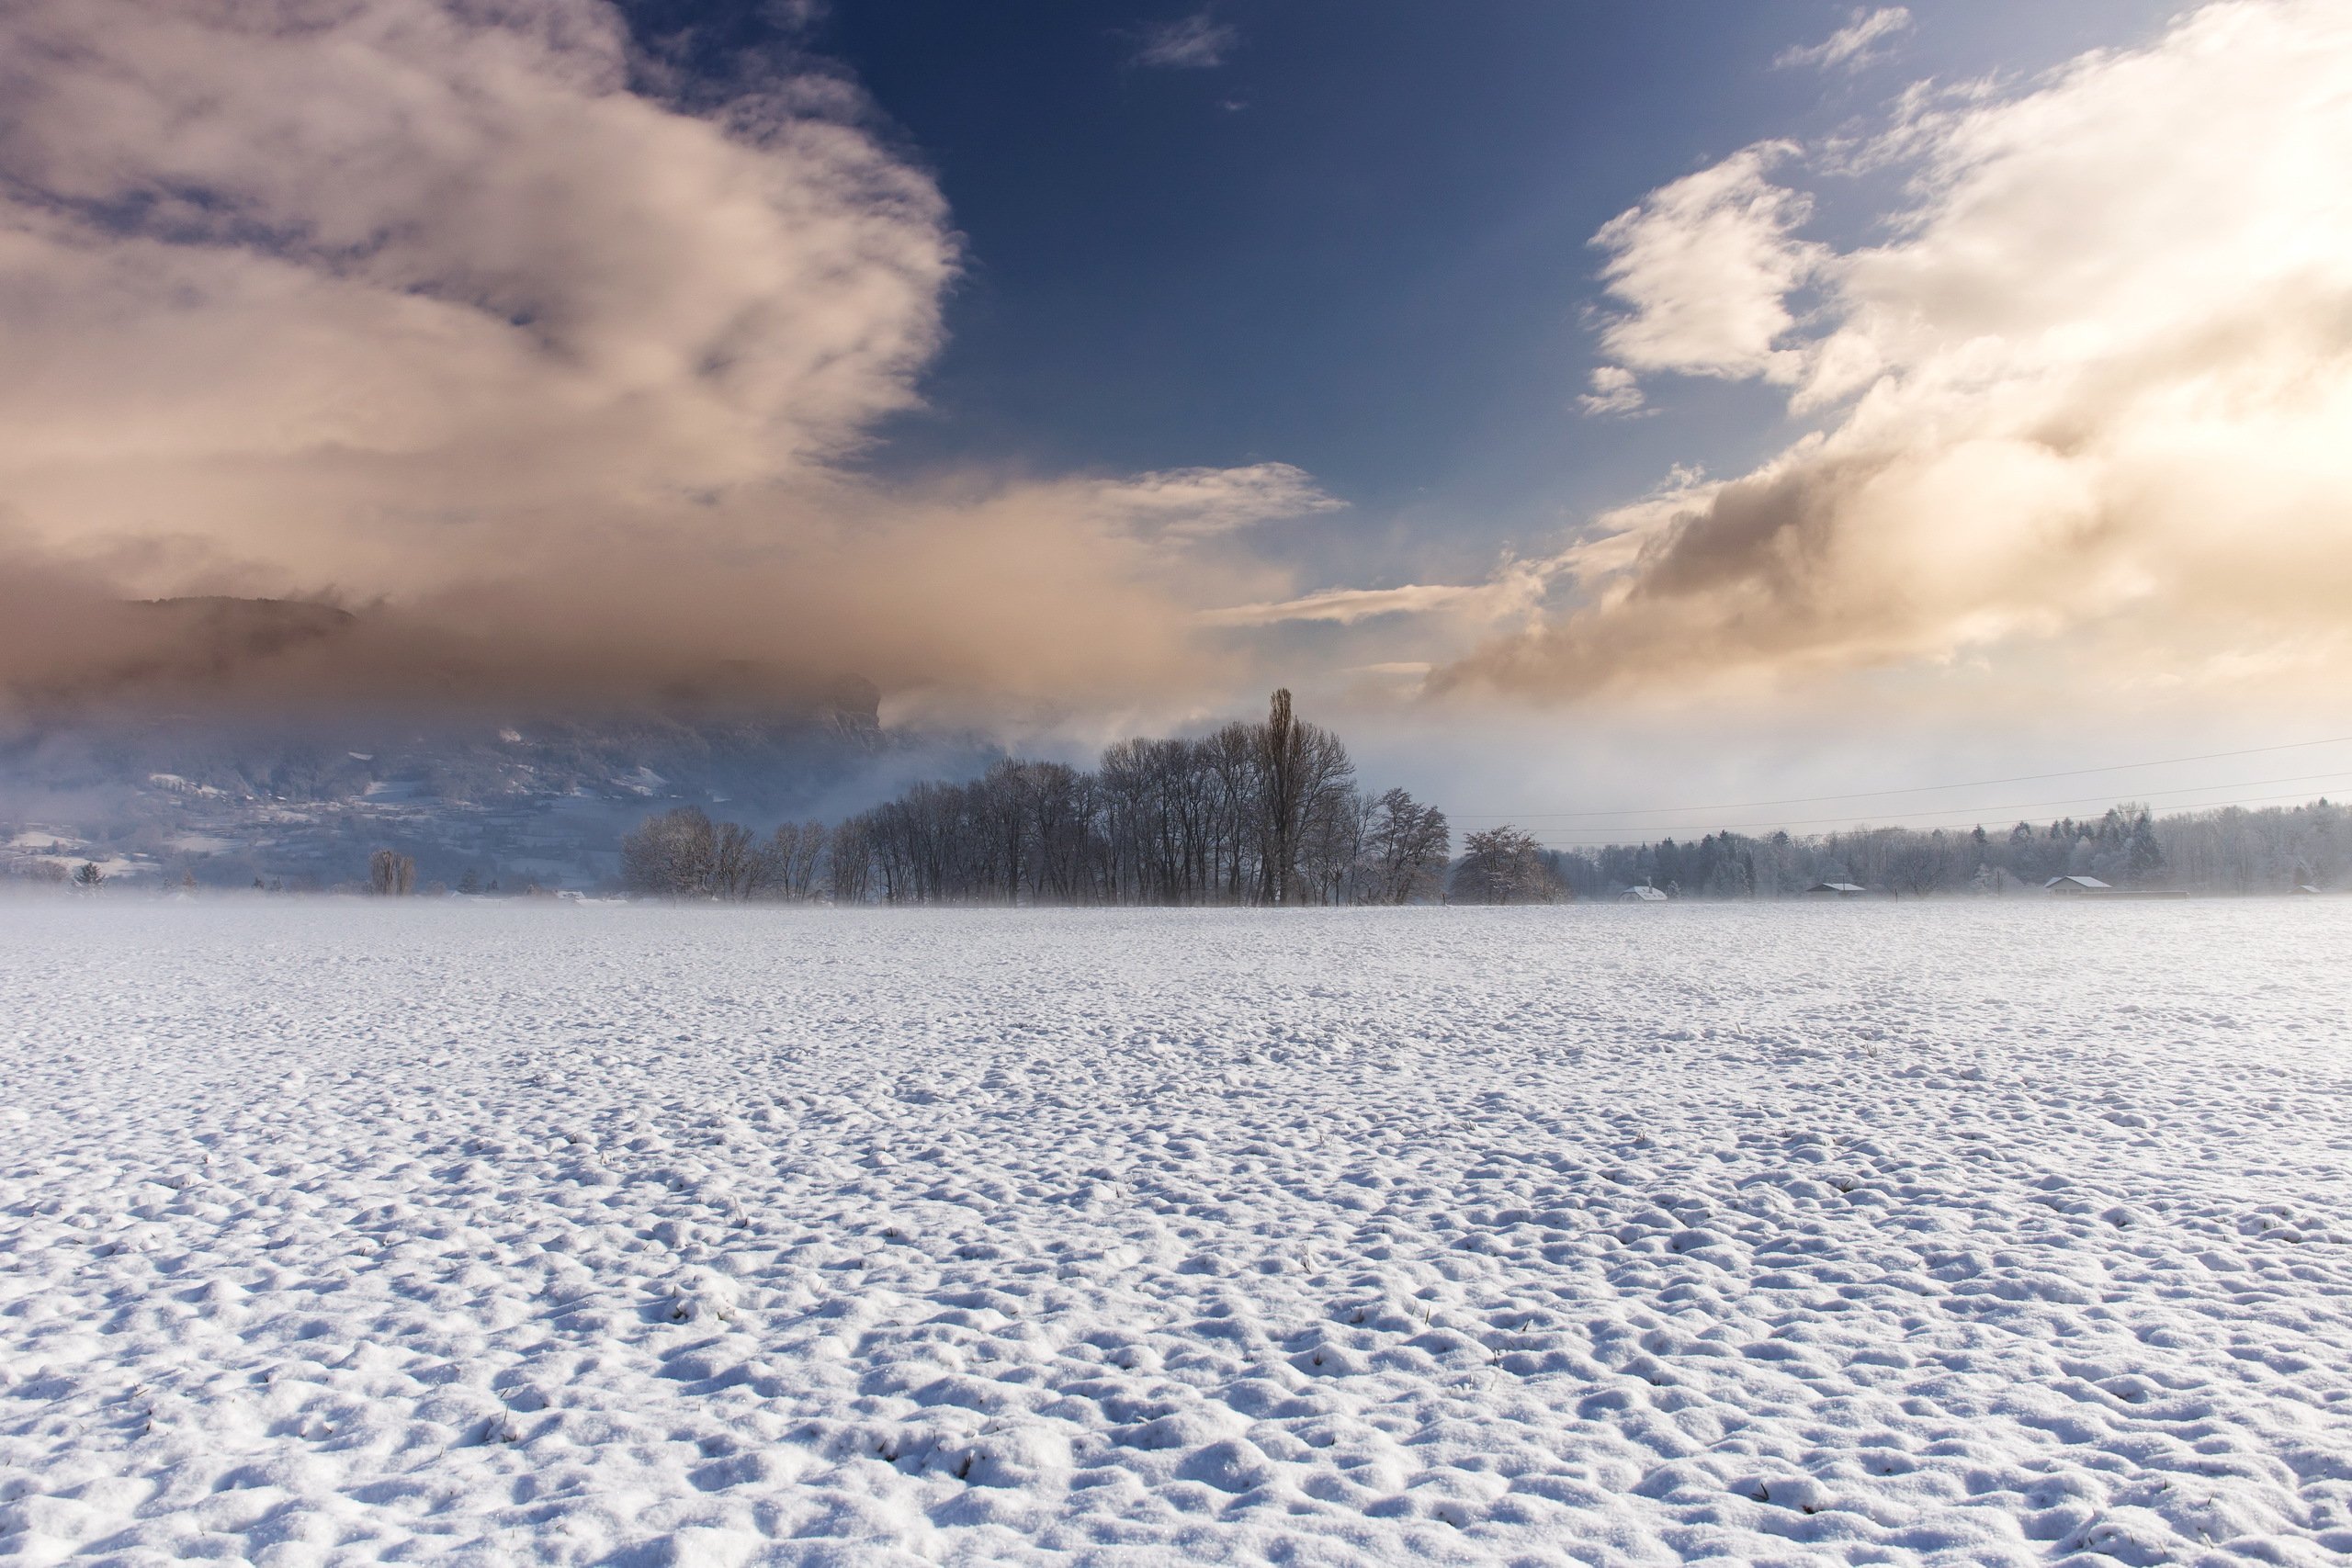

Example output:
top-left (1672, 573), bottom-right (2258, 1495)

top-left (0, 0), bottom-right (949, 574)
top-left (0, 0), bottom-right (1314, 719)
top-left (1579, 141), bottom-right (1823, 410)
top-left (1443, 0), bottom-right (2352, 703)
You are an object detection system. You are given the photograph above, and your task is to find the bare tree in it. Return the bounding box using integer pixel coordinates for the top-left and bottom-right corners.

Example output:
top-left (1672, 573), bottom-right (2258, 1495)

top-left (978, 759), bottom-right (1035, 901)
top-left (1451, 826), bottom-right (1562, 904)
top-left (1257, 689), bottom-right (1306, 904)
top-left (1026, 761), bottom-right (1093, 902)
top-left (826, 816), bottom-right (875, 904)
top-left (368, 848), bottom-right (416, 896)
top-left (756, 821), bottom-right (828, 900)
top-left (620, 807), bottom-right (718, 897)
top-left (1254, 688), bottom-right (1356, 904)
top-left (710, 820), bottom-right (759, 899)
top-left (1366, 788), bottom-right (1451, 903)
top-left (1295, 787), bottom-right (1369, 905)
top-left (1887, 836), bottom-right (1944, 897)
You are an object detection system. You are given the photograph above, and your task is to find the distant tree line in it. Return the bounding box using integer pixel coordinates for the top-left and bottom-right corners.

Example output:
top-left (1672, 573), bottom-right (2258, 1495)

top-left (10, 765), bottom-right (2342, 903)
top-left (0, 859), bottom-right (105, 889)
top-left (1540, 799), bottom-right (2346, 897)
top-left (619, 690), bottom-right (1453, 905)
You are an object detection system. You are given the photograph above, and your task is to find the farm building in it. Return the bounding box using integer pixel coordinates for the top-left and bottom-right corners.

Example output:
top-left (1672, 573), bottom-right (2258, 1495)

top-left (2046, 874), bottom-right (2113, 895)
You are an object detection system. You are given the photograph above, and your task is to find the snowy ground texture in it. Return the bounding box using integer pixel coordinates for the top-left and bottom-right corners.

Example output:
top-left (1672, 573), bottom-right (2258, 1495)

top-left (6, 901), bottom-right (2352, 1567)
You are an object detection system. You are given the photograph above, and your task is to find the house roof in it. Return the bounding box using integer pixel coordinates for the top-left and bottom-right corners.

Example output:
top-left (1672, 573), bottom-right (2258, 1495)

top-left (2046, 874), bottom-right (2112, 889)
top-left (1807, 882), bottom-right (1866, 893)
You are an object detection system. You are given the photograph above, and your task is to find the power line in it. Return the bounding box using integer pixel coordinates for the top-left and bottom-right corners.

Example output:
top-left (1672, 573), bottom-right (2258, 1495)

top-left (1521, 776), bottom-right (2352, 841)
top-left (1450, 734), bottom-right (2352, 821)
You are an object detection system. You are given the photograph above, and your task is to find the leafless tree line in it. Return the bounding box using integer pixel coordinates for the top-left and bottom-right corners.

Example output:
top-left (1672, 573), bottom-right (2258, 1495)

top-left (619, 812), bottom-right (828, 900)
top-left (620, 690), bottom-right (1452, 906)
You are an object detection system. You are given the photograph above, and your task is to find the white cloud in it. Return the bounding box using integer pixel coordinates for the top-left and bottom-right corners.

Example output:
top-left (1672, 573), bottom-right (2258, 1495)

top-left (1095, 463), bottom-right (1343, 540)
top-left (1200, 584), bottom-right (1488, 628)
top-left (1776, 7), bottom-right (1912, 73)
top-left (1135, 13), bottom-right (1237, 70)
top-left (1582, 141), bottom-right (1825, 402)
top-left (1577, 365), bottom-right (1649, 417)
top-left (1202, 558), bottom-right (1551, 630)
top-left (1448, 0), bottom-right (2352, 702)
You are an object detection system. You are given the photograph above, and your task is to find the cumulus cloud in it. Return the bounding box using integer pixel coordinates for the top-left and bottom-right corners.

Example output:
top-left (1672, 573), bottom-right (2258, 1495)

top-left (0, 0), bottom-right (1303, 719)
top-left (1441, 0), bottom-right (2352, 702)
top-left (1577, 365), bottom-right (1650, 417)
top-left (1775, 7), bottom-right (1912, 73)
top-left (0, 0), bottom-right (950, 553)
top-left (1134, 13), bottom-right (1237, 70)
top-left (1583, 142), bottom-right (1825, 399)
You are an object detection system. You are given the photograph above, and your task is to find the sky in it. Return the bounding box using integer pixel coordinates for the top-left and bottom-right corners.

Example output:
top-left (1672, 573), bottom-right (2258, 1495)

top-left (5, 0), bottom-right (2351, 834)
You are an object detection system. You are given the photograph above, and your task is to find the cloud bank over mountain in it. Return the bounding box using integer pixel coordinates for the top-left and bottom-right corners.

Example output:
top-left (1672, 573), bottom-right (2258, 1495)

top-left (0, 0), bottom-right (1308, 719)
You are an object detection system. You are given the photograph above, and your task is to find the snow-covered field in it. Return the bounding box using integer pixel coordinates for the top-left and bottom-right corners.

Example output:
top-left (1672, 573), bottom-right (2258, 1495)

top-left (5, 900), bottom-right (2351, 1567)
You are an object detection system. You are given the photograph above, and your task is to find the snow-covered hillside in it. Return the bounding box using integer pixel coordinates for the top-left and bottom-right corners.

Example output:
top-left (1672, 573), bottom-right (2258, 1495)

top-left (5, 901), bottom-right (2350, 1565)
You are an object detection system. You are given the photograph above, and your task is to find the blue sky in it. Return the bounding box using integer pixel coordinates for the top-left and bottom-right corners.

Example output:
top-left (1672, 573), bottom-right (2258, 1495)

top-left (765, 2), bottom-right (2177, 581)
top-left (5, 0), bottom-right (2350, 826)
